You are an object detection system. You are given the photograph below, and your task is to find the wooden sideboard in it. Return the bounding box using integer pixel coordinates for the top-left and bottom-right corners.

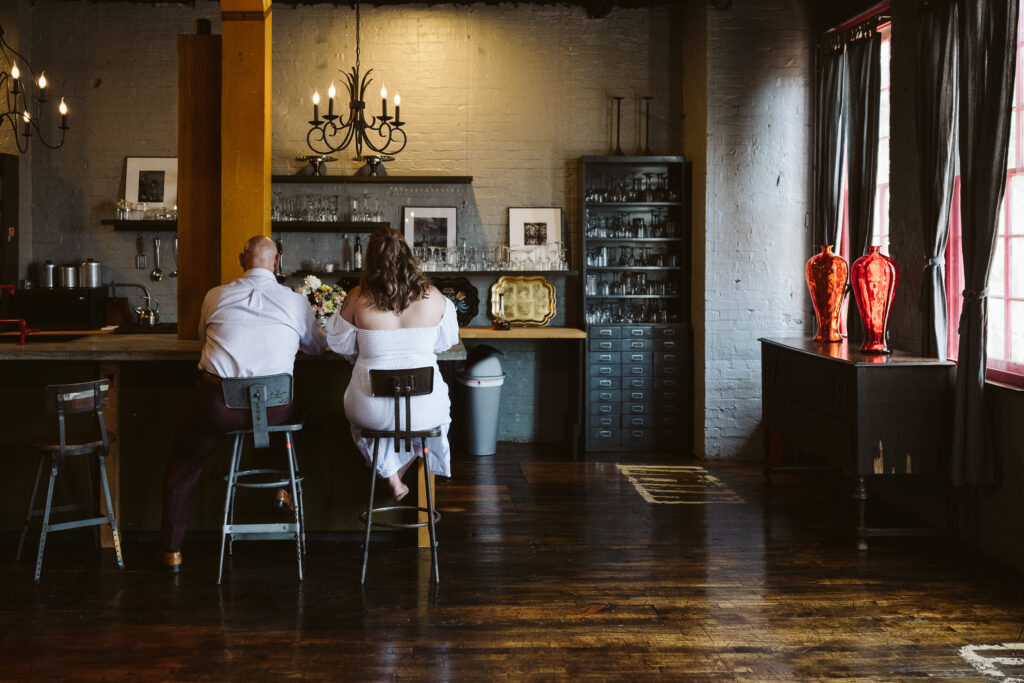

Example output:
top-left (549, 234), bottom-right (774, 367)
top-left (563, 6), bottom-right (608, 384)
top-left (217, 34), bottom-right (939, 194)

top-left (759, 337), bottom-right (956, 549)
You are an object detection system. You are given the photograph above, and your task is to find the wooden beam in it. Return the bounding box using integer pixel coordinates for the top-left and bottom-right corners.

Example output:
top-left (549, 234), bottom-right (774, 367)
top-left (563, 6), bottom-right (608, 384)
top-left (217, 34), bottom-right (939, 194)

top-left (220, 0), bottom-right (272, 283)
top-left (177, 21), bottom-right (222, 340)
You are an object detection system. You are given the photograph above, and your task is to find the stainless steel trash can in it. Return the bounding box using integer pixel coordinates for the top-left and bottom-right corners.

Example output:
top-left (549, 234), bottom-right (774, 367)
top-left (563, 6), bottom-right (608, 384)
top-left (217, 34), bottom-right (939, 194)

top-left (455, 345), bottom-right (505, 455)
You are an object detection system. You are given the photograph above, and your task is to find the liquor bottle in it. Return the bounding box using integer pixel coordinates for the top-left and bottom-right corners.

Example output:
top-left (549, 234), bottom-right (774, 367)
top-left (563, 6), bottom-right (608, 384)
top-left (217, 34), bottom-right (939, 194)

top-left (353, 236), bottom-right (363, 270)
top-left (274, 239), bottom-right (286, 283)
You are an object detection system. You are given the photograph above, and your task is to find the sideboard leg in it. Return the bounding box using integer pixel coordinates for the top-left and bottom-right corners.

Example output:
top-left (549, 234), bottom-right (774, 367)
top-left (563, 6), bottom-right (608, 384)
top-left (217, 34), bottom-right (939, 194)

top-left (854, 476), bottom-right (868, 551)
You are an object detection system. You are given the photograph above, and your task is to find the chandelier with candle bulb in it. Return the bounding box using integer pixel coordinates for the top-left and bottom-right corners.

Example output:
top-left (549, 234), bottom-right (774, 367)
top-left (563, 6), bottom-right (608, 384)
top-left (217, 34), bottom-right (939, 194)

top-left (305, 1), bottom-right (406, 170)
top-left (0, 25), bottom-right (69, 152)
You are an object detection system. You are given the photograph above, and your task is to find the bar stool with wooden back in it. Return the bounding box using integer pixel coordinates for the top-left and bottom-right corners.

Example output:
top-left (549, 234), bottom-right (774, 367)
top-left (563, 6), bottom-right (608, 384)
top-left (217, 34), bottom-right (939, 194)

top-left (17, 379), bottom-right (125, 583)
top-left (218, 373), bottom-right (305, 584)
top-left (359, 367), bottom-right (442, 584)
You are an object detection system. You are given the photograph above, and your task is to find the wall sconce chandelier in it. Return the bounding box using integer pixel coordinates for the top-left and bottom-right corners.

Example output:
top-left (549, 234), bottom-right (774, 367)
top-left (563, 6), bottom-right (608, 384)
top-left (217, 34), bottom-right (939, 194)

top-left (305, 2), bottom-right (406, 174)
top-left (0, 25), bottom-right (69, 152)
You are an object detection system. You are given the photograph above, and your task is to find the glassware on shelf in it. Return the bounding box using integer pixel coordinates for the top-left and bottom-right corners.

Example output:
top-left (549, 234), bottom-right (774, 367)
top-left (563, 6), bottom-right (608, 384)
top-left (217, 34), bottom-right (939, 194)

top-left (643, 173), bottom-right (655, 202)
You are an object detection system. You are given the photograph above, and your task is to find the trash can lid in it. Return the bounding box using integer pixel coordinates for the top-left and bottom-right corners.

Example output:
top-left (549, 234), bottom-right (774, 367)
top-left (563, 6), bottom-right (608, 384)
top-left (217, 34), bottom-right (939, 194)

top-left (461, 344), bottom-right (504, 378)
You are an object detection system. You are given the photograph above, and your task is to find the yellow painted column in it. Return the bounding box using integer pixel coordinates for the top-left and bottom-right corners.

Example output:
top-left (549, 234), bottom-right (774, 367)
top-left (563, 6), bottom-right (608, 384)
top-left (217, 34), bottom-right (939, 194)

top-left (220, 0), bottom-right (272, 283)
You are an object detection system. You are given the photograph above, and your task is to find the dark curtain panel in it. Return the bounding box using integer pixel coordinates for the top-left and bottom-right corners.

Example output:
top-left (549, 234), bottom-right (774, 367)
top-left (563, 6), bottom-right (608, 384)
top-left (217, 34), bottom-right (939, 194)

top-left (845, 32), bottom-right (882, 345)
top-left (916, 0), bottom-right (959, 361)
top-left (814, 44), bottom-right (847, 249)
top-left (952, 0), bottom-right (1018, 486)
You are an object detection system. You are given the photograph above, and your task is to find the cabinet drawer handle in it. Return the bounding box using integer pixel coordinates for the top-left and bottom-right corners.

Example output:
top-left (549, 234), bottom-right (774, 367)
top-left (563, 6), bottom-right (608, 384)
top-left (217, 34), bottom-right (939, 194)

top-left (663, 354), bottom-right (677, 362)
top-left (630, 340), bottom-right (644, 349)
top-left (663, 329), bottom-right (676, 337)
top-left (598, 417), bottom-right (613, 426)
top-left (598, 378), bottom-right (612, 387)
top-left (629, 367), bottom-right (644, 375)
top-left (629, 379), bottom-right (644, 387)
top-left (631, 392), bottom-right (644, 400)
top-left (630, 405), bottom-right (644, 414)
top-left (599, 329), bottom-right (613, 337)
top-left (630, 430), bottom-right (644, 438)
top-left (599, 354), bottom-right (612, 362)
top-left (598, 430), bottom-right (612, 438)
top-left (599, 367), bottom-right (612, 375)
top-left (598, 341), bottom-right (612, 350)
top-left (631, 354), bottom-right (644, 362)
top-left (630, 329), bottom-right (644, 337)
top-left (662, 341), bottom-right (676, 350)
top-left (630, 417), bottom-right (644, 426)
top-left (599, 392), bottom-right (612, 400)
top-left (599, 405), bottom-right (612, 414)
top-left (662, 379), bottom-right (677, 387)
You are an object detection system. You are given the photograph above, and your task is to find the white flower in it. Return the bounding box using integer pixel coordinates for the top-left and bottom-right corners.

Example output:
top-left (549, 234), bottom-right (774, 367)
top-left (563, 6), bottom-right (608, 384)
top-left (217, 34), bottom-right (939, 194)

top-left (305, 275), bottom-right (322, 290)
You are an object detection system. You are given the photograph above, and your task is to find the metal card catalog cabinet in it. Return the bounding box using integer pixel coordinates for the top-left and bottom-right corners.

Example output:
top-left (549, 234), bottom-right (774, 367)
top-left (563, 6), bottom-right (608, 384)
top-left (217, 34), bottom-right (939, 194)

top-left (581, 155), bottom-right (692, 453)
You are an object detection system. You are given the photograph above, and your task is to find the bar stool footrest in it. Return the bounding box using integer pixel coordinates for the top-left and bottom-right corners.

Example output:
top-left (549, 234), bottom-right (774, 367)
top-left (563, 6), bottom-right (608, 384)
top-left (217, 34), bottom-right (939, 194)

top-left (360, 504), bottom-right (441, 529)
top-left (45, 516), bottom-right (114, 533)
top-left (225, 522), bottom-right (300, 540)
top-left (226, 468), bottom-right (304, 489)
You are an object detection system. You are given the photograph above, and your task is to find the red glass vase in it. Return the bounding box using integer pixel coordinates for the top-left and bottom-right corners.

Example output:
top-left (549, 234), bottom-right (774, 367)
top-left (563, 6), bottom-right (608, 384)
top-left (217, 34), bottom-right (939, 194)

top-left (851, 246), bottom-right (899, 353)
top-left (805, 245), bottom-right (848, 343)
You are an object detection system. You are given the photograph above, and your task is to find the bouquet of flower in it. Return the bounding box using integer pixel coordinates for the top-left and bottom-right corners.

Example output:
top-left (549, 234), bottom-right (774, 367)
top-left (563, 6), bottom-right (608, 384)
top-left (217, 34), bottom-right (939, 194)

top-left (297, 275), bottom-right (346, 324)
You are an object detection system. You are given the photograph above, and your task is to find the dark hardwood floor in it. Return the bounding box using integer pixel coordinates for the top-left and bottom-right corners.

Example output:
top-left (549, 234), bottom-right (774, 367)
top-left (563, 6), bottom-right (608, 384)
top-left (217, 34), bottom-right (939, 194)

top-left (3, 445), bottom-right (1024, 680)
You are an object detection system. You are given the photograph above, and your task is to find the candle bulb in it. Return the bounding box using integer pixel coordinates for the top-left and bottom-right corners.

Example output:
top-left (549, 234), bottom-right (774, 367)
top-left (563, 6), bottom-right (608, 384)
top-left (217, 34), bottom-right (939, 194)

top-left (10, 62), bottom-right (19, 95)
top-left (59, 97), bottom-right (68, 129)
top-left (312, 90), bottom-right (320, 123)
top-left (328, 82), bottom-right (336, 118)
top-left (22, 110), bottom-right (30, 137)
top-left (394, 92), bottom-right (401, 124)
top-left (381, 85), bottom-right (388, 118)
top-left (37, 71), bottom-right (47, 102)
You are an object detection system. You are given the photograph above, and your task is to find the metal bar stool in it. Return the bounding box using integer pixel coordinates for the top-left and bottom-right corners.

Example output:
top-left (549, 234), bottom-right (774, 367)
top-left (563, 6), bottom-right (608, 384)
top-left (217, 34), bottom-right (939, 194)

top-left (218, 374), bottom-right (305, 584)
top-left (359, 367), bottom-right (442, 584)
top-left (17, 380), bottom-right (125, 583)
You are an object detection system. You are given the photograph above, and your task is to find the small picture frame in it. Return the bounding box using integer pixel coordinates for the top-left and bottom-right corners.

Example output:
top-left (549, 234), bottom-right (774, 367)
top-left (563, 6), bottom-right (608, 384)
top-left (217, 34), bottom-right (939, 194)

top-left (509, 207), bottom-right (563, 247)
top-left (125, 157), bottom-right (177, 209)
top-left (402, 206), bottom-right (457, 249)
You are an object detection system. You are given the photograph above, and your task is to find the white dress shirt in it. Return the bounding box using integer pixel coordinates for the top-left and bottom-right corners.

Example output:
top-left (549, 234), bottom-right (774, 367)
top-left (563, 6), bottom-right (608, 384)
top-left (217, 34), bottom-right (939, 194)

top-left (198, 268), bottom-right (327, 378)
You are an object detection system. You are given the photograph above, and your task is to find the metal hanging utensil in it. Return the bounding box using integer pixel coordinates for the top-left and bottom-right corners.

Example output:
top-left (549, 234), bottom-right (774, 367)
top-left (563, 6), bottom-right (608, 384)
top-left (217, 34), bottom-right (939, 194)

top-left (150, 237), bottom-right (163, 281)
top-left (135, 235), bottom-right (146, 270)
top-left (170, 237), bottom-right (178, 277)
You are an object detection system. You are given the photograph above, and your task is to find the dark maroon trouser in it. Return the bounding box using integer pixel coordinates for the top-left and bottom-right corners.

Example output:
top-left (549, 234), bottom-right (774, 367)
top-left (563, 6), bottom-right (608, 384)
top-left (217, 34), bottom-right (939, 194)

top-left (160, 374), bottom-right (295, 552)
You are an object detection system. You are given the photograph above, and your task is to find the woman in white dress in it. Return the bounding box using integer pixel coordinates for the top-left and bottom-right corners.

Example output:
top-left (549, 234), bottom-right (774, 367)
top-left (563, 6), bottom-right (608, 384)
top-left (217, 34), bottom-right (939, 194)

top-left (325, 226), bottom-right (459, 500)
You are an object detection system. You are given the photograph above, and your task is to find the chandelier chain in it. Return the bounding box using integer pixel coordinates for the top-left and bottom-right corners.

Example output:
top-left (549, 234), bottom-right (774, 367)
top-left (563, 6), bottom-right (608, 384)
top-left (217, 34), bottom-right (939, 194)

top-left (355, 2), bottom-right (361, 75)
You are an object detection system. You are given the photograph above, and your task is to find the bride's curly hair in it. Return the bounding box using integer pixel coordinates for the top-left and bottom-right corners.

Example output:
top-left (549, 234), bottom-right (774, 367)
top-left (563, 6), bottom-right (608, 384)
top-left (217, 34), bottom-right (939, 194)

top-left (359, 226), bottom-right (431, 313)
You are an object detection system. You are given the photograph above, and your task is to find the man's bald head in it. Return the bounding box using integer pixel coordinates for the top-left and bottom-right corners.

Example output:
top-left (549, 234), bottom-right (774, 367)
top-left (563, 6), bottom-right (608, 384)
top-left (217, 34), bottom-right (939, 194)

top-left (240, 235), bottom-right (278, 272)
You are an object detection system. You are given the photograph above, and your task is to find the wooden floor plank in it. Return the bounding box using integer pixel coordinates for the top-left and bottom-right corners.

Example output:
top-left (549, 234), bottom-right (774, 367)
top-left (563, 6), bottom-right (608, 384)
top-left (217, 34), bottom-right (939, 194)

top-left (3, 445), bottom-right (1024, 680)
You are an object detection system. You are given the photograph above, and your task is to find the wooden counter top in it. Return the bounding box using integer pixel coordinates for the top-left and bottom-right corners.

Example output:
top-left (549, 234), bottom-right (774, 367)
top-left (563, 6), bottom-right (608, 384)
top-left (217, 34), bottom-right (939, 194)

top-left (0, 333), bottom-right (467, 361)
top-left (459, 326), bottom-right (586, 339)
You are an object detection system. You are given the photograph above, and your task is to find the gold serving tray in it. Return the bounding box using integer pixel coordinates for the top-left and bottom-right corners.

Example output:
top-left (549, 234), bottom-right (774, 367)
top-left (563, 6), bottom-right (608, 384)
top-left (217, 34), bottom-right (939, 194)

top-left (490, 275), bottom-right (556, 327)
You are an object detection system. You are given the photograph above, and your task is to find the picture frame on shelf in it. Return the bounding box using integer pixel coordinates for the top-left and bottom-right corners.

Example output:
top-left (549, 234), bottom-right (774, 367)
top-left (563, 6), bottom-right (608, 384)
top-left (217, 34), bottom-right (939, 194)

top-left (508, 207), bottom-right (564, 248)
top-left (125, 157), bottom-right (177, 209)
top-left (402, 206), bottom-right (457, 249)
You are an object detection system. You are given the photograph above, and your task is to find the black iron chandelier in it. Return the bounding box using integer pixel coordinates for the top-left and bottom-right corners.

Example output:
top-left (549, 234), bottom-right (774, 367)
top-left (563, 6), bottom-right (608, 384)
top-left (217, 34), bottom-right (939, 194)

top-left (306, 2), bottom-right (406, 170)
top-left (0, 24), bottom-right (69, 152)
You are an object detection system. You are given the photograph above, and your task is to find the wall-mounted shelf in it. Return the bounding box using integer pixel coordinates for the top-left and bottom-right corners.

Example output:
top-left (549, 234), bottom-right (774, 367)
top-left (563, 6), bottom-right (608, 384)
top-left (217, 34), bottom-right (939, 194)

top-left (272, 221), bottom-right (382, 232)
top-left (271, 175), bottom-right (473, 184)
top-left (287, 269), bottom-right (578, 280)
top-left (102, 220), bottom-right (177, 231)
top-left (586, 202), bottom-right (683, 208)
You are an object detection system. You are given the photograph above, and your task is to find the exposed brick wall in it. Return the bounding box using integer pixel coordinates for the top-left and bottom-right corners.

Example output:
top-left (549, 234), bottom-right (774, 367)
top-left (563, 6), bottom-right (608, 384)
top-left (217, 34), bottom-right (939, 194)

top-left (699, 2), bottom-right (813, 459)
top-left (19, 0), bottom-right (676, 443)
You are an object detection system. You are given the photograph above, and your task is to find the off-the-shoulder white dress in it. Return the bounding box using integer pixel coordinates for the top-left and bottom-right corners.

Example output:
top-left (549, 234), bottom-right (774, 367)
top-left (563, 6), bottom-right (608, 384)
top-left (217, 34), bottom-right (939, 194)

top-left (325, 297), bottom-right (459, 479)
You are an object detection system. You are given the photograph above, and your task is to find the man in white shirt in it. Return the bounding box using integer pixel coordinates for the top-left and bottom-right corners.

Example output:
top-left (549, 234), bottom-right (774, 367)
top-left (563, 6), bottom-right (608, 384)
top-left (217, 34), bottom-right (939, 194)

top-left (158, 235), bottom-right (327, 572)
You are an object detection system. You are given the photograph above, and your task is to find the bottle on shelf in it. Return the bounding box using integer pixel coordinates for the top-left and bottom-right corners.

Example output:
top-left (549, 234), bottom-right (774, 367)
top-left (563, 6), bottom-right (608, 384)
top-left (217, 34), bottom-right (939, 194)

top-left (340, 235), bottom-right (351, 271)
top-left (353, 236), bottom-right (363, 270)
top-left (275, 239), bottom-right (286, 283)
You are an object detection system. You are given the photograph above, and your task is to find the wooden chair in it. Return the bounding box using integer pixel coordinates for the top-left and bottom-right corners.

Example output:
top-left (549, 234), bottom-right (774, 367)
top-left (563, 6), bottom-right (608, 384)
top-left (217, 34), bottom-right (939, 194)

top-left (17, 380), bottom-right (125, 583)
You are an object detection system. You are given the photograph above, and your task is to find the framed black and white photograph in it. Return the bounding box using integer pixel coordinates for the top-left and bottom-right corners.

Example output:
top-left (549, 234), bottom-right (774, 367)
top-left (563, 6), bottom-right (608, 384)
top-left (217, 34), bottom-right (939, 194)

top-left (509, 207), bottom-right (563, 247)
top-left (402, 206), bottom-right (457, 249)
top-left (125, 157), bottom-right (177, 209)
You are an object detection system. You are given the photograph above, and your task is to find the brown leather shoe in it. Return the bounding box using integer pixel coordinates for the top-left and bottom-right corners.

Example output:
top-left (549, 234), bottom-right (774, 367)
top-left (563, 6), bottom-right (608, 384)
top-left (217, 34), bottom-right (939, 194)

top-left (273, 488), bottom-right (294, 514)
top-left (156, 550), bottom-right (182, 573)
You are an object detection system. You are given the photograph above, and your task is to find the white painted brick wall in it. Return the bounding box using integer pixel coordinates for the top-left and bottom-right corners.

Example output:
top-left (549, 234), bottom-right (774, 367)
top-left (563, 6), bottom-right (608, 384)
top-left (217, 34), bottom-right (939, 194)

top-left (701, 2), bottom-right (813, 459)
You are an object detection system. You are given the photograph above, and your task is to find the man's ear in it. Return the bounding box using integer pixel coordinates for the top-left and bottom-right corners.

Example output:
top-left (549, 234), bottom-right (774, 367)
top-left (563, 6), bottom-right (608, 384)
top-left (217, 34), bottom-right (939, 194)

top-left (239, 253), bottom-right (246, 272)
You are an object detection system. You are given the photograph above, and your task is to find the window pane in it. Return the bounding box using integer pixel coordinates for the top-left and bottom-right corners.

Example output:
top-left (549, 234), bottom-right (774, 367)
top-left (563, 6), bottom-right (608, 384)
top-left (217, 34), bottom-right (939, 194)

top-left (1012, 236), bottom-right (1024, 298)
top-left (991, 238), bottom-right (1007, 297)
top-left (880, 33), bottom-right (891, 89)
top-left (879, 92), bottom-right (890, 139)
top-left (1012, 300), bottom-right (1024, 364)
top-left (877, 141), bottom-right (889, 184)
top-left (1011, 174), bottom-right (1024, 234)
top-left (989, 298), bottom-right (1006, 360)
